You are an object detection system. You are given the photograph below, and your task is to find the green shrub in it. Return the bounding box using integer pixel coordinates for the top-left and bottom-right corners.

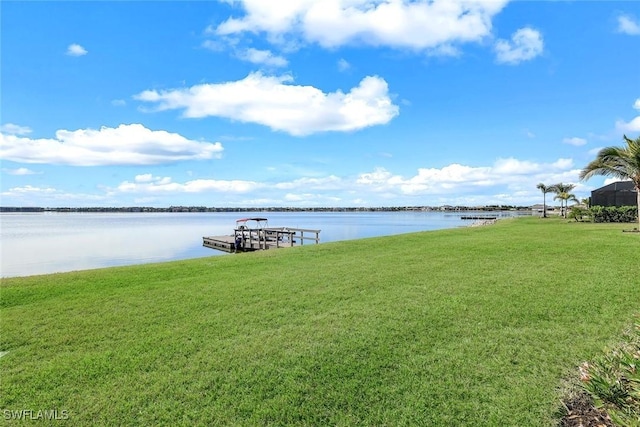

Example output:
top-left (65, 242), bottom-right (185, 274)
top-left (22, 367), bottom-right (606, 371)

top-left (579, 322), bottom-right (640, 426)
top-left (568, 206), bottom-right (590, 222)
top-left (589, 206), bottom-right (638, 223)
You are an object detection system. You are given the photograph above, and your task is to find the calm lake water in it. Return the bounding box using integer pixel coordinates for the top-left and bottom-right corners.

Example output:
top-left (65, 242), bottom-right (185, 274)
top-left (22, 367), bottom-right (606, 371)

top-left (0, 211), bottom-right (522, 278)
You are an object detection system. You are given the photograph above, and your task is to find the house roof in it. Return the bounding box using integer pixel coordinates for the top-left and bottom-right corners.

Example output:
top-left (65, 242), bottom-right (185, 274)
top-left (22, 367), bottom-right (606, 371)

top-left (592, 181), bottom-right (636, 193)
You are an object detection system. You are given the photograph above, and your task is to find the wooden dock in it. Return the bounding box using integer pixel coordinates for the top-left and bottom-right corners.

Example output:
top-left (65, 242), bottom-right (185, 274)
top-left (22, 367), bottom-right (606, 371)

top-left (203, 226), bottom-right (321, 253)
top-left (460, 215), bottom-right (498, 220)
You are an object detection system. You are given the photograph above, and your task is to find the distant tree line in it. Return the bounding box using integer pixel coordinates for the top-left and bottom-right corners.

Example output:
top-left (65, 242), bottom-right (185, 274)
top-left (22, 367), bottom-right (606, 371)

top-left (0, 205), bottom-right (532, 213)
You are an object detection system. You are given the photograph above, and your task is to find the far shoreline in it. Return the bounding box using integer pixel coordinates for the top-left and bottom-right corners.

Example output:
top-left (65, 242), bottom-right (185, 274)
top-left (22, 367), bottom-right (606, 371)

top-left (1, 205), bottom-right (533, 213)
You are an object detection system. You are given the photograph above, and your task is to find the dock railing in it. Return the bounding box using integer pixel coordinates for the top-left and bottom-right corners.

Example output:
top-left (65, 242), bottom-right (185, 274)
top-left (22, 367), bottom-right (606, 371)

top-left (234, 227), bottom-right (320, 250)
top-left (285, 228), bottom-right (321, 246)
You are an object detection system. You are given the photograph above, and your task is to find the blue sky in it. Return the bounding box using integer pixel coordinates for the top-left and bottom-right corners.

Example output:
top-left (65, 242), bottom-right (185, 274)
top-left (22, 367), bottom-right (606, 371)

top-left (1, 0), bottom-right (639, 208)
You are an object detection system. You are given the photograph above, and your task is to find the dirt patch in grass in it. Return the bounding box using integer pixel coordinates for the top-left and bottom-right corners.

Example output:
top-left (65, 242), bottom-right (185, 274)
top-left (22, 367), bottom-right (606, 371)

top-left (560, 392), bottom-right (614, 427)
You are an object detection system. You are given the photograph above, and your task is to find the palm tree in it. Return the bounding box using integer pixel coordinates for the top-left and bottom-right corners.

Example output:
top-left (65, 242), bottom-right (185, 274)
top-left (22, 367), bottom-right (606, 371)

top-left (550, 182), bottom-right (577, 218)
top-left (536, 183), bottom-right (553, 218)
top-left (579, 135), bottom-right (640, 230)
top-left (554, 192), bottom-right (578, 218)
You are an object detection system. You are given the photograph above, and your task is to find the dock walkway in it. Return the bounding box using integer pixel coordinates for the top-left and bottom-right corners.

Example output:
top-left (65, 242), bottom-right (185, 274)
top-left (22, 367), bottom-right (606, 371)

top-left (203, 226), bottom-right (321, 253)
top-left (460, 215), bottom-right (498, 220)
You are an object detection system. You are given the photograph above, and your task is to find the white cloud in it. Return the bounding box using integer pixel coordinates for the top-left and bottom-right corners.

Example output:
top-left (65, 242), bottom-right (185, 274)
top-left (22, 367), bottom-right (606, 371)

top-left (617, 14), bottom-right (640, 35)
top-left (493, 158), bottom-right (545, 174)
top-left (134, 174), bottom-right (155, 183)
top-left (551, 158), bottom-right (574, 170)
top-left (7, 154), bottom-right (583, 207)
top-left (355, 157), bottom-right (576, 196)
top-left (116, 175), bottom-right (262, 194)
top-left (135, 72), bottom-right (399, 136)
top-left (1, 185), bottom-right (107, 206)
top-left (613, 98), bottom-right (640, 134)
top-left (283, 193), bottom-right (342, 204)
top-left (214, 0), bottom-right (509, 51)
top-left (66, 43), bottom-right (88, 56)
top-left (274, 175), bottom-right (343, 190)
top-left (338, 58), bottom-right (351, 71)
top-left (2, 185), bottom-right (58, 196)
top-left (1, 123), bottom-right (32, 135)
top-left (604, 177), bottom-right (631, 186)
top-left (588, 146), bottom-right (604, 156)
top-left (0, 124), bottom-right (223, 166)
top-left (616, 116), bottom-right (640, 133)
top-left (563, 137), bottom-right (587, 146)
top-left (111, 99), bottom-right (126, 107)
top-left (236, 48), bottom-right (288, 67)
top-left (202, 39), bottom-right (225, 51)
top-left (427, 43), bottom-right (461, 57)
top-left (110, 173), bottom-right (351, 207)
top-left (115, 174), bottom-right (347, 196)
top-left (494, 27), bottom-right (543, 64)
top-left (2, 167), bottom-right (39, 175)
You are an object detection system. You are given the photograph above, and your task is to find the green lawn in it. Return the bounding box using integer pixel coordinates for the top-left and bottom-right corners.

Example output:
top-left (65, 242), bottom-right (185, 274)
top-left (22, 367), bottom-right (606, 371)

top-left (1, 217), bottom-right (638, 426)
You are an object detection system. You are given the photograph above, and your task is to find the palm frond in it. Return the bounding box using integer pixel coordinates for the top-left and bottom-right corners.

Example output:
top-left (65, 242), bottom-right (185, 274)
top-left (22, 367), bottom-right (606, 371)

top-left (580, 136), bottom-right (640, 185)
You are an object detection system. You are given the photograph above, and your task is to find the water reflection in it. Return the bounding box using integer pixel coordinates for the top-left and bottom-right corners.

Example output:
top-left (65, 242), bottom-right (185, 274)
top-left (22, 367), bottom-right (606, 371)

top-left (0, 211), bottom-right (521, 278)
top-left (1, 213), bottom-right (224, 277)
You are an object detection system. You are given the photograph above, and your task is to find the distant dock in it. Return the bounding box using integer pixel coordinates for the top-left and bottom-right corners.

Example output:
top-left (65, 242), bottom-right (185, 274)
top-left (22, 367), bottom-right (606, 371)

top-left (203, 218), bottom-right (320, 253)
top-left (460, 215), bottom-right (498, 220)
